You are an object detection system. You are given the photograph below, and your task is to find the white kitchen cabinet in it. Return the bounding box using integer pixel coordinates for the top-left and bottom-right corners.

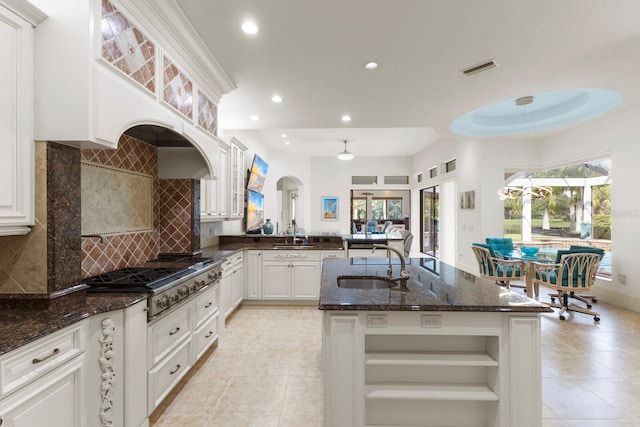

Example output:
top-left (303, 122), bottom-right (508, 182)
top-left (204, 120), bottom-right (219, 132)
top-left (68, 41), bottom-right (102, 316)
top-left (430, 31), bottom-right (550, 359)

top-left (86, 300), bottom-right (148, 427)
top-left (221, 253), bottom-right (244, 320)
top-left (217, 143), bottom-right (229, 217)
top-left (200, 178), bottom-right (219, 220)
top-left (323, 311), bottom-right (542, 427)
top-left (291, 262), bottom-right (321, 299)
top-left (230, 254), bottom-right (244, 315)
top-left (0, 1), bottom-right (45, 236)
top-left (229, 138), bottom-right (246, 218)
top-left (262, 251), bottom-right (321, 301)
top-left (244, 250), bottom-right (263, 300)
top-left (147, 302), bottom-right (192, 415)
top-left (262, 262), bottom-right (291, 299)
top-left (0, 320), bottom-right (87, 427)
top-left (201, 138), bottom-right (233, 220)
top-left (146, 280), bottom-right (220, 415)
top-left (0, 357), bottom-right (84, 427)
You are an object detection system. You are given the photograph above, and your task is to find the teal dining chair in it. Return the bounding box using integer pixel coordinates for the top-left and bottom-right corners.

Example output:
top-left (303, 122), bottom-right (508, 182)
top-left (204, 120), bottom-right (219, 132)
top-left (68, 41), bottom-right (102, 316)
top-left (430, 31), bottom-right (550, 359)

top-left (471, 244), bottom-right (526, 290)
top-left (566, 245), bottom-right (605, 307)
top-left (531, 252), bottom-right (602, 321)
top-left (485, 237), bottom-right (515, 259)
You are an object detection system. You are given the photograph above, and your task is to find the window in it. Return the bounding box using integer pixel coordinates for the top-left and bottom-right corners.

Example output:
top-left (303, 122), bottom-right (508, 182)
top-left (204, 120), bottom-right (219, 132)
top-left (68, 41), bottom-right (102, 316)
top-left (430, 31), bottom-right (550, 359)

top-left (372, 197), bottom-right (402, 220)
top-left (503, 159), bottom-right (611, 278)
top-left (417, 173), bottom-right (423, 183)
top-left (384, 175), bottom-right (409, 185)
top-left (445, 159), bottom-right (456, 173)
top-left (351, 176), bottom-right (377, 185)
top-left (351, 198), bottom-right (367, 220)
top-left (429, 167), bottom-right (437, 178)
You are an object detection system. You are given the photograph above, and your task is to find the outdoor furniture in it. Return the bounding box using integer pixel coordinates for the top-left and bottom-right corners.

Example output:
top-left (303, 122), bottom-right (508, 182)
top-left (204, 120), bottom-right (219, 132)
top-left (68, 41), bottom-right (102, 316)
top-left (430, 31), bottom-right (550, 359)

top-left (531, 252), bottom-right (602, 321)
top-left (471, 244), bottom-right (526, 290)
top-left (485, 237), bottom-right (515, 258)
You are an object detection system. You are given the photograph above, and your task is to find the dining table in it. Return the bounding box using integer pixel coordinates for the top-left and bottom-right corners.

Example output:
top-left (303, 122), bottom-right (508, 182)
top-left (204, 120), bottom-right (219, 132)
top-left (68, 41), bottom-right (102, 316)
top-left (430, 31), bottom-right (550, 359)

top-left (511, 248), bottom-right (557, 298)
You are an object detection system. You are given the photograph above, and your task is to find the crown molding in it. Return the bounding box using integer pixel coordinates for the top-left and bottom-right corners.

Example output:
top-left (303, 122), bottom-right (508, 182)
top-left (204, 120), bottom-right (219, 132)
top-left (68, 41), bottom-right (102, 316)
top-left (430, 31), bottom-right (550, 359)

top-left (1, 0), bottom-right (47, 26)
top-left (116, 0), bottom-right (236, 103)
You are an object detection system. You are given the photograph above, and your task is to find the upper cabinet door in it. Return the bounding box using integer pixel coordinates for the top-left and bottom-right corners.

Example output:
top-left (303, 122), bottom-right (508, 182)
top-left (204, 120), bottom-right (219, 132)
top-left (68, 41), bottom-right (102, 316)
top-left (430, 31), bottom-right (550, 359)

top-left (0, 3), bottom-right (43, 235)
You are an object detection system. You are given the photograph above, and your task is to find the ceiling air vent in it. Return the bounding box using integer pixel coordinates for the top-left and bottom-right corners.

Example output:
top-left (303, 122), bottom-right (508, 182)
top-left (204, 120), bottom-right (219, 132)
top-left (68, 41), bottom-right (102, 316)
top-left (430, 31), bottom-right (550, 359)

top-left (460, 60), bottom-right (499, 77)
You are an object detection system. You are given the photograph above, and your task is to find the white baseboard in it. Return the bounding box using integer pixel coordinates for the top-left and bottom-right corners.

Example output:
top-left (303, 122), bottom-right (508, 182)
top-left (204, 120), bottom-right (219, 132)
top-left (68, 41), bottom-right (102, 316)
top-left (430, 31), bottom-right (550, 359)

top-left (592, 287), bottom-right (640, 314)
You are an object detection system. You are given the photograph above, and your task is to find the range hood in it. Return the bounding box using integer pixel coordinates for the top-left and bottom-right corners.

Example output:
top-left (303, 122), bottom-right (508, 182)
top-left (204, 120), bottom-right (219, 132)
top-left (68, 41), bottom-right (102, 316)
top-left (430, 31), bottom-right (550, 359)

top-left (124, 125), bottom-right (212, 180)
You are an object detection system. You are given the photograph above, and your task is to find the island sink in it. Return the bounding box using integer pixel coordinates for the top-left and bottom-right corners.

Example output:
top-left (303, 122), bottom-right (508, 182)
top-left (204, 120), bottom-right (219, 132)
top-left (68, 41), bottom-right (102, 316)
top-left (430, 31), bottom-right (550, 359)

top-left (337, 276), bottom-right (396, 289)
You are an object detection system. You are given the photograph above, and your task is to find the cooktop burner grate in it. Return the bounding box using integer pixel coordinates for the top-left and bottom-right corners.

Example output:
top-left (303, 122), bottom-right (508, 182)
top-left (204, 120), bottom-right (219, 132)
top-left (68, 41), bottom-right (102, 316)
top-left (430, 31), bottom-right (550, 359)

top-left (84, 267), bottom-right (190, 289)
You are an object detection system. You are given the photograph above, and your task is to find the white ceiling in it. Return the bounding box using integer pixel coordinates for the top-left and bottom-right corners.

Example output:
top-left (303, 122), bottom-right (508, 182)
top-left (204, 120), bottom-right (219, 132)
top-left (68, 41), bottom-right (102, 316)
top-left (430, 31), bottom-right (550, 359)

top-left (175, 0), bottom-right (640, 157)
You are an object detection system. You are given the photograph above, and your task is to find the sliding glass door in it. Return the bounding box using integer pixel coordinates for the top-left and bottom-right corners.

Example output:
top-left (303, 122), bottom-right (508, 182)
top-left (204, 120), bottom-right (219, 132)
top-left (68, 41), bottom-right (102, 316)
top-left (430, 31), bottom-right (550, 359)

top-left (421, 186), bottom-right (439, 258)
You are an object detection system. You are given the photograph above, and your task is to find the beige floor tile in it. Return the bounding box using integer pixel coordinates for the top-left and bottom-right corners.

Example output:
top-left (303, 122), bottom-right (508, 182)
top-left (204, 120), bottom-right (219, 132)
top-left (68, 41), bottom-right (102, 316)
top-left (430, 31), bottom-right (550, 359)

top-left (214, 374), bottom-right (288, 415)
top-left (207, 412), bottom-right (281, 426)
top-left (149, 301), bottom-right (640, 426)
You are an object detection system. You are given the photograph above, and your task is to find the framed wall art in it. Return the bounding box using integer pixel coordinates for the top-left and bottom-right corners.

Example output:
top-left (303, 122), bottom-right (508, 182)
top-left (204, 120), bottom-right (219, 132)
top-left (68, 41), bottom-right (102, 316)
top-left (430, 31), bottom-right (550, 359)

top-left (460, 190), bottom-right (475, 210)
top-left (321, 196), bottom-right (339, 221)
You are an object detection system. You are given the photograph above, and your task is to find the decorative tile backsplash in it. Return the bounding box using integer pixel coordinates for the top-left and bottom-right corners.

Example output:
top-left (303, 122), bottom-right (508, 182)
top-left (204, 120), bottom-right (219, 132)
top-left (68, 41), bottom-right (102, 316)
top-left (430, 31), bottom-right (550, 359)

top-left (163, 56), bottom-right (193, 119)
top-left (81, 162), bottom-right (154, 235)
top-left (157, 179), bottom-right (195, 254)
top-left (0, 142), bottom-right (81, 295)
top-left (81, 136), bottom-right (160, 278)
top-left (198, 90), bottom-right (218, 136)
top-left (82, 134), bottom-right (158, 176)
top-left (82, 231), bottom-right (157, 278)
top-left (101, 0), bottom-right (155, 93)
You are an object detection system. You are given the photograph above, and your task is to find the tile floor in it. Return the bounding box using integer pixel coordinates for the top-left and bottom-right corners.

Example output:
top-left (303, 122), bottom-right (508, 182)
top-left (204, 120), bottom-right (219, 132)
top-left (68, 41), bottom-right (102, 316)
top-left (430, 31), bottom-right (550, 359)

top-left (150, 289), bottom-right (640, 426)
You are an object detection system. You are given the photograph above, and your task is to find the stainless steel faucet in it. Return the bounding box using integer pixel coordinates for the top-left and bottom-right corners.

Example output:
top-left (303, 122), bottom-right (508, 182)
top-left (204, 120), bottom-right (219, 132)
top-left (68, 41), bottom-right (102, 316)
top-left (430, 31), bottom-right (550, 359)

top-left (372, 244), bottom-right (410, 287)
top-left (291, 220), bottom-right (303, 245)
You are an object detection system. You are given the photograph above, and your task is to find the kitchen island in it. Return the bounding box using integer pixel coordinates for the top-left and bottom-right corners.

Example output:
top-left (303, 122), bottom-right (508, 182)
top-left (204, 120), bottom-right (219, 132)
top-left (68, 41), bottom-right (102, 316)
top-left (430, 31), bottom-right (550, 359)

top-left (319, 257), bottom-right (552, 427)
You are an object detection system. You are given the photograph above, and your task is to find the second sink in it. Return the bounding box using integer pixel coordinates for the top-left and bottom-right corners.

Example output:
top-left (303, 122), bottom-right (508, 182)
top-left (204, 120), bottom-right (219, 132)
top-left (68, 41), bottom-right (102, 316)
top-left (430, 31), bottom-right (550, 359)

top-left (337, 276), bottom-right (396, 289)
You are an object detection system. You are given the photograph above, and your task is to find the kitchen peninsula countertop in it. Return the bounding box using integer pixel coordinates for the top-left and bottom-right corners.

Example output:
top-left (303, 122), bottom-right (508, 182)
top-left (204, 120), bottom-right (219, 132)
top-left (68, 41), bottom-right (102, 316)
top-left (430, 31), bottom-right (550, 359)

top-left (319, 257), bottom-right (552, 313)
top-left (0, 291), bottom-right (147, 356)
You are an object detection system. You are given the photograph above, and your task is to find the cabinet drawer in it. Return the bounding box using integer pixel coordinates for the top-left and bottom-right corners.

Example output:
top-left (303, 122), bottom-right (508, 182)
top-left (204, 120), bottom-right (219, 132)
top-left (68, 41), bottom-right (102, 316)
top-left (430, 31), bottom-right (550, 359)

top-left (222, 253), bottom-right (244, 271)
top-left (0, 321), bottom-right (86, 398)
top-left (194, 284), bottom-right (219, 327)
top-left (192, 313), bottom-right (219, 361)
top-left (262, 250), bottom-right (321, 262)
top-left (147, 304), bottom-right (191, 368)
top-left (147, 337), bottom-right (191, 414)
top-left (322, 250), bottom-right (345, 259)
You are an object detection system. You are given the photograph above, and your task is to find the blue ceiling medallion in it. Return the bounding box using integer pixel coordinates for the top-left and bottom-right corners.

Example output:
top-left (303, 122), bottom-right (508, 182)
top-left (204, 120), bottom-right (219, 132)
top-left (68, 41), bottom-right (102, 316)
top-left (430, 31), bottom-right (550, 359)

top-left (451, 89), bottom-right (621, 137)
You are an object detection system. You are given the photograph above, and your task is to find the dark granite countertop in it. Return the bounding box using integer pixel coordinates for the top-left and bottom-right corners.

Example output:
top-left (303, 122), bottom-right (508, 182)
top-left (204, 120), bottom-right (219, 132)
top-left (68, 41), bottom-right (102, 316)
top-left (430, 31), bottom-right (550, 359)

top-left (319, 257), bottom-right (553, 313)
top-left (0, 291), bottom-right (147, 356)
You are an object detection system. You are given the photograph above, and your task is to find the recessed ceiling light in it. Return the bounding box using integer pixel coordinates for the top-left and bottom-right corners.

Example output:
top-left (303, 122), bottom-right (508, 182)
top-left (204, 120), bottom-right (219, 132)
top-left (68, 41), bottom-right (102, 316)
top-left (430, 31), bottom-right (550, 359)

top-left (365, 61), bottom-right (379, 70)
top-left (271, 95), bottom-right (283, 103)
top-left (241, 21), bottom-right (258, 35)
top-left (281, 134), bottom-right (287, 138)
top-left (284, 141), bottom-right (290, 145)
top-left (341, 115), bottom-right (351, 122)
top-left (250, 115), bottom-right (260, 121)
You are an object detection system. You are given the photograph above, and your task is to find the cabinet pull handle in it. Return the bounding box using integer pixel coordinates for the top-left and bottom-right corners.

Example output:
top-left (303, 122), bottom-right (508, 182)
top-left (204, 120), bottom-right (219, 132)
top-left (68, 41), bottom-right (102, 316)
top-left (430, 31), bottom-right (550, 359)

top-left (205, 331), bottom-right (213, 338)
top-left (169, 364), bottom-right (181, 375)
top-left (205, 302), bottom-right (213, 308)
top-left (169, 327), bottom-right (180, 336)
top-left (32, 348), bottom-right (60, 364)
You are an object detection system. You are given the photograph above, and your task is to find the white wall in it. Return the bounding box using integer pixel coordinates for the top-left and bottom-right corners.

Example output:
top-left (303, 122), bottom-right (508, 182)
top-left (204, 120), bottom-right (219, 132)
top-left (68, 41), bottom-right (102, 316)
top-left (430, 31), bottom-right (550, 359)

top-left (538, 105), bottom-right (640, 310)
top-left (222, 107), bottom-right (640, 312)
top-left (410, 105), bottom-right (640, 312)
top-left (310, 156), bottom-right (412, 234)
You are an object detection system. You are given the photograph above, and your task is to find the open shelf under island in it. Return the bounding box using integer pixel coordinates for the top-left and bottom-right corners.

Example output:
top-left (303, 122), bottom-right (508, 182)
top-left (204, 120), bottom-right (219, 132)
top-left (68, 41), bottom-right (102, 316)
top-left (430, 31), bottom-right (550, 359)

top-left (319, 257), bottom-right (552, 427)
